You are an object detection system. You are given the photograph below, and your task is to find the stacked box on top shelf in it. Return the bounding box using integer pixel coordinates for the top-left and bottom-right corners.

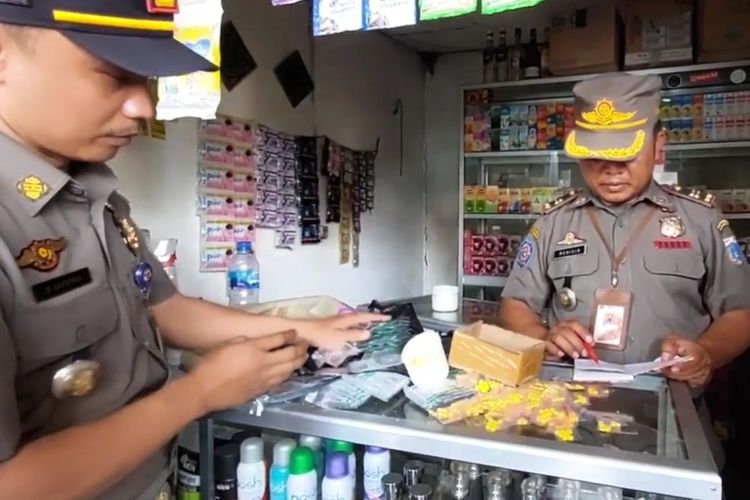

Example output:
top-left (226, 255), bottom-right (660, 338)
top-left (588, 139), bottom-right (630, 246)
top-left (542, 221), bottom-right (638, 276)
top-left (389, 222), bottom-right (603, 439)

top-left (464, 186), bottom-right (558, 214)
top-left (464, 229), bottom-right (521, 277)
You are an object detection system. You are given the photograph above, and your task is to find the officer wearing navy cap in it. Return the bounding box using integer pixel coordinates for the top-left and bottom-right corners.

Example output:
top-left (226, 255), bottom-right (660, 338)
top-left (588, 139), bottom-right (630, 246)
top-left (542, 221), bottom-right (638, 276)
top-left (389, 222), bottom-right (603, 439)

top-left (500, 73), bottom-right (750, 389)
top-left (0, 2), bottom-right (383, 499)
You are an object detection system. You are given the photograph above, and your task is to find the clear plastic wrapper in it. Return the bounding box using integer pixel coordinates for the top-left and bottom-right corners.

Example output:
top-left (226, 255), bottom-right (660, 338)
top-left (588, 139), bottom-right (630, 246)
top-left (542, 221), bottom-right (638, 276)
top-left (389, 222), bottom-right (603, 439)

top-left (347, 352), bottom-right (402, 373)
top-left (312, 342), bottom-right (361, 368)
top-left (404, 381), bottom-right (477, 413)
top-left (344, 372), bottom-right (410, 402)
top-left (263, 374), bottom-right (340, 404)
top-left (306, 377), bottom-right (371, 410)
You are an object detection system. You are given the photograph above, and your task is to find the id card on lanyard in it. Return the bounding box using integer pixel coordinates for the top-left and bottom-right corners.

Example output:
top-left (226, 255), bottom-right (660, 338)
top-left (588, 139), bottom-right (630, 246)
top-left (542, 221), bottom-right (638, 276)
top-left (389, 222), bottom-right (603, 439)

top-left (586, 205), bottom-right (656, 351)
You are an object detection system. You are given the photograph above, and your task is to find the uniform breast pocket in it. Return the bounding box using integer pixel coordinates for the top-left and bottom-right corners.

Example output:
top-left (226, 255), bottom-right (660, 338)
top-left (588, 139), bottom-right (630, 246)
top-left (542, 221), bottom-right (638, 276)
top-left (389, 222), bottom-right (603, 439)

top-left (12, 285), bottom-right (119, 370)
top-left (643, 252), bottom-right (705, 298)
top-left (547, 254), bottom-right (600, 316)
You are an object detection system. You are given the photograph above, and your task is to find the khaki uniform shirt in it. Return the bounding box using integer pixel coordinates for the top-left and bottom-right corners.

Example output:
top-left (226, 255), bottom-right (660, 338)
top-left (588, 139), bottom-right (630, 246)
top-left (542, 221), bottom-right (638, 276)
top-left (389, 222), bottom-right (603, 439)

top-left (0, 133), bottom-right (177, 499)
top-left (502, 181), bottom-right (750, 364)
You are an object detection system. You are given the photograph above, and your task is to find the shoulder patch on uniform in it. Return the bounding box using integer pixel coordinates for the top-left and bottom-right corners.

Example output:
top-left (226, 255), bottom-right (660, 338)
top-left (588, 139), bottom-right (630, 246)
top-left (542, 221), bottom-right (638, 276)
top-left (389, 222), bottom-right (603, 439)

top-left (543, 189), bottom-right (582, 215)
top-left (529, 225), bottom-right (541, 240)
top-left (662, 185), bottom-right (716, 208)
top-left (515, 235), bottom-right (536, 269)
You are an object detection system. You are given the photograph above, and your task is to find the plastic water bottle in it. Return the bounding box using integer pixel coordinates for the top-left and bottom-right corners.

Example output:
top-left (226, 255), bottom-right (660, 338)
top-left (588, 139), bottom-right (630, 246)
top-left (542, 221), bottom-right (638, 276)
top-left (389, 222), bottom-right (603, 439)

top-left (227, 241), bottom-right (259, 307)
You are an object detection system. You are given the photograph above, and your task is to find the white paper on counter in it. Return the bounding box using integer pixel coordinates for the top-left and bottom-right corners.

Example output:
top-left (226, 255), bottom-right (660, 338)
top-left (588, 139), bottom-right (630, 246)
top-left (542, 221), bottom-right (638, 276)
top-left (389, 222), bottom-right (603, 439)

top-left (573, 356), bottom-right (693, 383)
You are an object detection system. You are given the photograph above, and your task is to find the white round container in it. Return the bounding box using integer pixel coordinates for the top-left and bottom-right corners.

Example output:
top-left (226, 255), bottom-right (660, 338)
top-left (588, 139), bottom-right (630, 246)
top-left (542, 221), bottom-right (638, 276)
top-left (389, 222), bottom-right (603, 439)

top-left (401, 330), bottom-right (450, 390)
top-left (431, 285), bottom-right (459, 312)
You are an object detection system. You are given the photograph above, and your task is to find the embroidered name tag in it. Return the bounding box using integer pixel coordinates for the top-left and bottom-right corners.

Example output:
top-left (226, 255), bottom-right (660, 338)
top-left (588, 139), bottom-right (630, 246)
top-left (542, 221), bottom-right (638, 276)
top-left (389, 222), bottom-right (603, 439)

top-left (553, 245), bottom-right (586, 259)
top-left (653, 240), bottom-right (693, 250)
top-left (32, 268), bottom-right (92, 302)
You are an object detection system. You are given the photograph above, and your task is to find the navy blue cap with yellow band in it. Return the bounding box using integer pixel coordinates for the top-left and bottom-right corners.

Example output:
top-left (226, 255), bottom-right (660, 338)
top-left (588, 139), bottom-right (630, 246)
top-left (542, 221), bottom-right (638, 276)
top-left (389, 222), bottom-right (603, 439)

top-left (0, 0), bottom-right (217, 77)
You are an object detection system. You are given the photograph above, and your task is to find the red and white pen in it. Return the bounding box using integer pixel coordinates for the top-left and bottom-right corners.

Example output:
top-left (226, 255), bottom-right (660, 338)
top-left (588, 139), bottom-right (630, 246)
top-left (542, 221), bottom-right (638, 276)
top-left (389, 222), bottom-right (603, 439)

top-left (583, 341), bottom-right (601, 364)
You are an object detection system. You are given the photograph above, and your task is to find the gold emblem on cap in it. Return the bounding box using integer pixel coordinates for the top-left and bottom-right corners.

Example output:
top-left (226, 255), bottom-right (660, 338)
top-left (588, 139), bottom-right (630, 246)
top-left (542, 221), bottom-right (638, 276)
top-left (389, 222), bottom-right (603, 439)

top-left (52, 360), bottom-right (101, 399)
top-left (16, 175), bottom-right (49, 201)
top-left (578, 99), bottom-right (648, 131)
top-left (660, 216), bottom-right (686, 238)
top-left (718, 219), bottom-right (731, 232)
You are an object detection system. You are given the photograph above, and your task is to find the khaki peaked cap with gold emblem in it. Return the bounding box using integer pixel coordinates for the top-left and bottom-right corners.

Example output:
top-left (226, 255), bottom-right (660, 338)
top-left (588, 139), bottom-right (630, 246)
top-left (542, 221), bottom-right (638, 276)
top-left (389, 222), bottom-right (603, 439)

top-left (565, 73), bottom-right (662, 162)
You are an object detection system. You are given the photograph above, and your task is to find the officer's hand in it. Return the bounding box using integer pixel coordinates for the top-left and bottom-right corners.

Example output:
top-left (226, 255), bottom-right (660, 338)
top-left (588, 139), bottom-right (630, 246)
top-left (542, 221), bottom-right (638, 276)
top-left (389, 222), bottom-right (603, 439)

top-left (661, 335), bottom-right (713, 388)
top-left (190, 330), bottom-right (309, 413)
top-left (293, 312), bottom-right (389, 350)
top-left (546, 321), bottom-right (594, 361)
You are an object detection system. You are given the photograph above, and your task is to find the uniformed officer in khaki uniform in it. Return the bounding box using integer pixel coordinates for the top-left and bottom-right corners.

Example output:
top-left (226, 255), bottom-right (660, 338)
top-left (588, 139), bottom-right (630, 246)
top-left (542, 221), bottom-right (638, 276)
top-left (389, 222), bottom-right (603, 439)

top-left (0, 2), bottom-right (382, 499)
top-left (500, 74), bottom-right (750, 389)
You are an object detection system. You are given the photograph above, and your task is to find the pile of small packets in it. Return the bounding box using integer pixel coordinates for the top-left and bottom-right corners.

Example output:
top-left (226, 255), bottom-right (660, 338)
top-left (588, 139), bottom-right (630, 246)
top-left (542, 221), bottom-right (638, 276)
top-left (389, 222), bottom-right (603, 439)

top-left (431, 378), bottom-right (611, 443)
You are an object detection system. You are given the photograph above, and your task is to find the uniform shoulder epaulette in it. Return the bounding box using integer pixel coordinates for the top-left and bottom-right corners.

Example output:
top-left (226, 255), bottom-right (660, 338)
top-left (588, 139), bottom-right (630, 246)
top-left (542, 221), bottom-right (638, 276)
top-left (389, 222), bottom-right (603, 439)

top-left (543, 189), bottom-right (582, 215)
top-left (661, 185), bottom-right (716, 209)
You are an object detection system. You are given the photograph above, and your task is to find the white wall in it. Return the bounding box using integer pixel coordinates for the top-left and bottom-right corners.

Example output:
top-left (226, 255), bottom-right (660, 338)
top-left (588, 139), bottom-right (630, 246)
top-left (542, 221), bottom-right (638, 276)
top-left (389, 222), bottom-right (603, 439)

top-left (111, 0), bottom-right (426, 306)
top-left (423, 53), bottom-right (480, 290)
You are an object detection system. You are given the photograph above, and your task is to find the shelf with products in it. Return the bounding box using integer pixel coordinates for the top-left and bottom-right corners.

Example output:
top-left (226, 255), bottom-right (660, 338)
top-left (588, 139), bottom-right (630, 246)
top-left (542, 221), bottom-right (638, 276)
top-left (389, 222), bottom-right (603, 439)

top-left (459, 60), bottom-right (750, 296)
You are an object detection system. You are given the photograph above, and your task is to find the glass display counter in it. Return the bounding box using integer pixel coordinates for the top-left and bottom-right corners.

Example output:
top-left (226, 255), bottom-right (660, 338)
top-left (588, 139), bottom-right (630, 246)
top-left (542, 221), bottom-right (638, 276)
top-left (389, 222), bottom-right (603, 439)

top-left (199, 366), bottom-right (719, 499)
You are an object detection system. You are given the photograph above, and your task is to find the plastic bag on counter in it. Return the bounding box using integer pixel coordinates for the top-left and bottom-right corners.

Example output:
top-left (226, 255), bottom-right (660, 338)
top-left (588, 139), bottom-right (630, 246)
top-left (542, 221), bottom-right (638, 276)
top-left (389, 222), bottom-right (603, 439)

top-left (311, 342), bottom-right (361, 368)
top-left (404, 381), bottom-right (476, 413)
top-left (306, 377), bottom-right (371, 410)
top-left (347, 352), bottom-right (402, 373)
top-left (344, 372), bottom-right (410, 402)
top-left (367, 299), bottom-right (423, 336)
top-left (264, 374), bottom-right (340, 404)
top-left (355, 317), bottom-right (413, 355)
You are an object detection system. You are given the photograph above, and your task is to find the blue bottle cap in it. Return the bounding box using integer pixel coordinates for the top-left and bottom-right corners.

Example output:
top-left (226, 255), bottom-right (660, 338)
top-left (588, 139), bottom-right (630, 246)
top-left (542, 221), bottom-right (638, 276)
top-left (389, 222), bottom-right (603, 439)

top-left (325, 452), bottom-right (349, 480)
top-left (236, 241), bottom-right (253, 254)
top-left (366, 446), bottom-right (387, 454)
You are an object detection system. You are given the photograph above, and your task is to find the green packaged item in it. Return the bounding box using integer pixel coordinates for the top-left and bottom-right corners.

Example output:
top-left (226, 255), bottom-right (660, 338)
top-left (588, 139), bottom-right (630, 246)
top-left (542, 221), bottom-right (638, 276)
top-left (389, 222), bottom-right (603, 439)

top-left (481, 0), bottom-right (544, 15)
top-left (419, 0), bottom-right (477, 21)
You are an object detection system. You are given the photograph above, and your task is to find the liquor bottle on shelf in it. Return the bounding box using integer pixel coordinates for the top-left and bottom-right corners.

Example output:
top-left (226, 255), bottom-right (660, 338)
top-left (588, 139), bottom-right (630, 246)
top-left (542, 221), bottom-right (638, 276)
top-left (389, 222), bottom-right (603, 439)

top-left (494, 29), bottom-right (508, 82)
top-left (540, 27), bottom-right (550, 77)
top-left (508, 28), bottom-right (523, 81)
top-left (482, 30), bottom-right (495, 84)
top-left (523, 28), bottom-right (541, 79)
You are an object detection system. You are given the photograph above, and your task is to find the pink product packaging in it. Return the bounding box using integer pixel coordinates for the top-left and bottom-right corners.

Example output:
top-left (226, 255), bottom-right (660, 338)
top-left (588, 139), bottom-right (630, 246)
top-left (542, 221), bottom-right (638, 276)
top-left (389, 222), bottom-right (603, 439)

top-left (199, 167), bottom-right (231, 191)
top-left (484, 235), bottom-right (498, 256)
top-left (200, 246), bottom-right (232, 271)
top-left (200, 141), bottom-right (233, 165)
top-left (226, 120), bottom-right (254, 145)
top-left (198, 195), bottom-right (255, 219)
top-left (202, 220), bottom-right (235, 243)
top-left (497, 258), bottom-right (511, 276)
top-left (200, 119), bottom-right (230, 141)
top-left (484, 258), bottom-right (497, 276)
top-left (471, 235), bottom-right (486, 256)
top-left (470, 257), bottom-right (485, 275)
top-left (231, 172), bottom-right (256, 194)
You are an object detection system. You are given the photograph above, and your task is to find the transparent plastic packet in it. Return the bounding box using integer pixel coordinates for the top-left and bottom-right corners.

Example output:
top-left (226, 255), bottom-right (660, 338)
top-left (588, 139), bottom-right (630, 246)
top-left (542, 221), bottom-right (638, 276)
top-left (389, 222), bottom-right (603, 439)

top-left (311, 342), bottom-right (361, 368)
top-left (306, 377), bottom-right (371, 410)
top-left (263, 374), bottom-right (340, 404)
top-left (404, 381), bottom-right (477, 415)
top-left (347, 352), bottom-right (402, 373)
top-left (343, 372), bottom-right (410, 402)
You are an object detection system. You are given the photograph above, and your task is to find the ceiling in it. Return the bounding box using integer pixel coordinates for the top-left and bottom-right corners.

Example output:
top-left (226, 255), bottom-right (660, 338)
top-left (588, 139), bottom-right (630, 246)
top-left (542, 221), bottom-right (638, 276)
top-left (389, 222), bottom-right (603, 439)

top-left (382, 0), bottom-right (609, 54)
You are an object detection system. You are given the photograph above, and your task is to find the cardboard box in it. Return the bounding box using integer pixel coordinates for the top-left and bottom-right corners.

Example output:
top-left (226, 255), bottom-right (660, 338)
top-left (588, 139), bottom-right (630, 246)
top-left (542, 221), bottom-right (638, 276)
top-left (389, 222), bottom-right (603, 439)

top-left (549, 3), bottom-right (622, 76)
top-left (624, 0), bottom-right (693, 69)
top-left (448, 322), bottom-right (545, 386)
top-left (697, 0), bottom-right (750, 62)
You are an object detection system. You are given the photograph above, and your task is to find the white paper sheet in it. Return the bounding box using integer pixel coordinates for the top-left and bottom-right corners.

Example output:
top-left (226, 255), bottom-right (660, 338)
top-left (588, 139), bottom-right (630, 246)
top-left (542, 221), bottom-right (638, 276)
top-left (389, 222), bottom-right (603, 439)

top-left (573, 356), bottom-right (693, 383)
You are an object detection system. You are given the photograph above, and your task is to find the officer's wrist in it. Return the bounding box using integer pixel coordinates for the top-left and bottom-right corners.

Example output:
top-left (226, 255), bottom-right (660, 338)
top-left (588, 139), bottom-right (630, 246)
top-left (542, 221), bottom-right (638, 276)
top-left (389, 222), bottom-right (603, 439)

top-left (695, 339), bottom-right (717, 370)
